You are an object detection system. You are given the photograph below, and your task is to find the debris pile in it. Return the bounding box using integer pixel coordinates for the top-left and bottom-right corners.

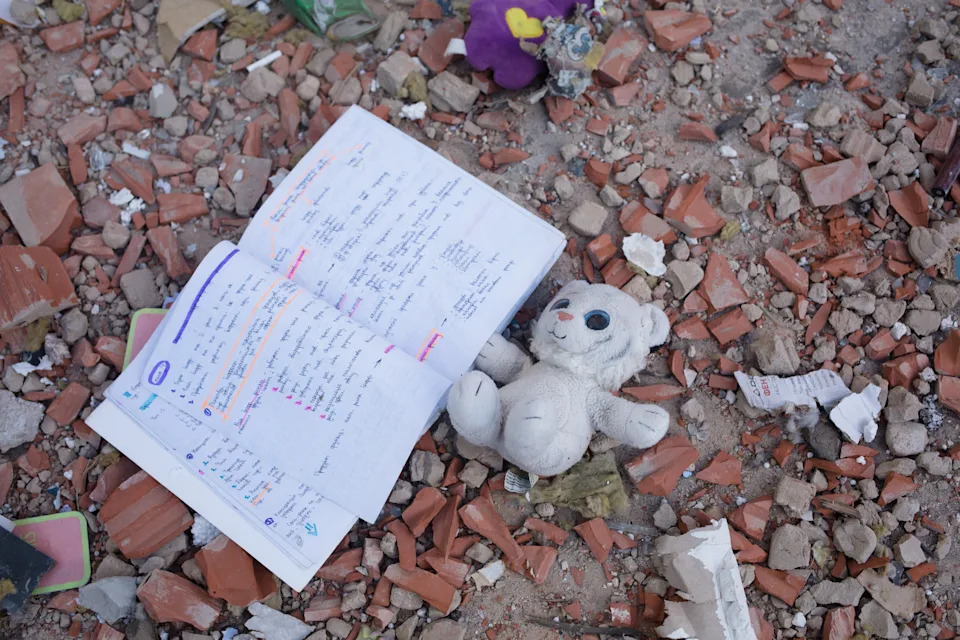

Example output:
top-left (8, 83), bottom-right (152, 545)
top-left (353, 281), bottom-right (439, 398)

top-left (2, 0), bottom-right (960, 638)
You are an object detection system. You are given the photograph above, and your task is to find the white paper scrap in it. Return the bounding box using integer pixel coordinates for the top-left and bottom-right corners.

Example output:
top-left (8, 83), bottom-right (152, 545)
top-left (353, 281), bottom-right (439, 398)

top-left (655, 519), bottom-right (757, 640)
top-left (12, 355), bottom-right (53, 376)
top-left (622, 233), bottom-right (666, 276)
top-left (829, 384), bottom-right (882, 444)
top-left (734, 369), bottom-right (850, 412)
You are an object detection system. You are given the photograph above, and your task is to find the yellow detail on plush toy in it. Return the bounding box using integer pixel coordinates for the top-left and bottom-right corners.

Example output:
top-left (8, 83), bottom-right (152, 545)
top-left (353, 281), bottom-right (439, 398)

top-left (505, 8), bottom-right (544, 39)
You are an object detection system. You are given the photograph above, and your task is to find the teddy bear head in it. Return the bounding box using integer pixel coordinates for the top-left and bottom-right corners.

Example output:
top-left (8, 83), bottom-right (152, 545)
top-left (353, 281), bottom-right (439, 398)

top-left (530, 280), bottom-right (669, 391)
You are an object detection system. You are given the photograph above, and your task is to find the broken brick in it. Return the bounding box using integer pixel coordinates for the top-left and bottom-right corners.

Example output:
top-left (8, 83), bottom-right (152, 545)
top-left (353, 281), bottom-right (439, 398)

top-left (596, 27), bottom-right (644, 86)
top-left (783, 56), bottom-right (833, 83)
top-left (459, 496), bottom-right (523, 563)
top-left (644, 10), bottom-right (712, 52)
top-left (800, 158), bottom-right (873, 208)
top-left (573, 518), bottom-right (614, 563)
top-left (40, 21), bottom-right (86, 53)
top-left (623, 435), bottom-right (699, 496)
top-left (695, 450), bottom-right (741, 485)
top-left (99, 471), bottom-right (193, 558)
top-left (402, 487), bottom-right (446, 537)
top-left (678, 122), bottom-right (718, 143)
top-left (889, 181), bottom-right (930, 227)
top-left (383, 564), bottom-right (456, 613)
top-left (764, 248), bottom-right (809, 295)
top-left (195, 534), bottom-right (275, 607)
top-left (0, 42), bottom-right (25, 101)
top-left (0, 246), bottom-right (80, 331)
top-left (727, 496), bottom-right (771, 541)
top-left (663, 176), bottom-right (725, 238)
top-left (622, 384), bottom-right (685, 402)
top-left (46, 382), bottom-right (91, 427)
top-left (701, 253), bottom-right (750, 311)
top-left (146, 226), bottom-right (191, 279)
top-left (0, 164), bottom-right (82, 255)
top-left (753, 566), bottom-right (805, 606)
top-left (58, 113), bottom-right (108, 146)
top-left (882, 352), bottom-right (929, 388)
top-left (137, 569), bottom-right (222, 630)
top-left (158, 194), bottom-right (209, 225)
top-left (418, 19), bottom-right (464, 74)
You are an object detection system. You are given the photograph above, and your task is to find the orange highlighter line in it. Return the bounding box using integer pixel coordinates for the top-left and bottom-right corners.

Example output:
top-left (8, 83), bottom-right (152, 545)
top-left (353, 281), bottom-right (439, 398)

top-left (220, 290), bottom-right (304, 420)
top-left (251, 483), bottom-right (272, 505)
top-left (202, 278), bottom-right (286, 416)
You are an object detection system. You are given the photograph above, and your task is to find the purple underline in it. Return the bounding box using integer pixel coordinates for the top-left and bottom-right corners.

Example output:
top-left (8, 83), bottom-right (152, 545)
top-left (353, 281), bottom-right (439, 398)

top-left (173, 249), bottom-right (239, 344)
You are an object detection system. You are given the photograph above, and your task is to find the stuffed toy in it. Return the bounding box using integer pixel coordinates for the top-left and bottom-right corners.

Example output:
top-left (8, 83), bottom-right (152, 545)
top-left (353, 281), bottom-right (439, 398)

top-left (447, 280), bottom-right (671, 477)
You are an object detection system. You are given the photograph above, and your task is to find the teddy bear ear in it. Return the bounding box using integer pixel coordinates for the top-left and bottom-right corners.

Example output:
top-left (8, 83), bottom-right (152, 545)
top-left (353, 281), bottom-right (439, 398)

top-left (556, 280), bottom-right (590, 297)
top-left (638, 303), bottom-right (669, 347)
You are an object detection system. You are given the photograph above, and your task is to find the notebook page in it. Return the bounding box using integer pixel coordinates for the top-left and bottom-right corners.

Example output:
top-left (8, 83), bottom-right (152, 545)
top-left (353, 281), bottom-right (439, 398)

top-left (91, 326), bottom-right (356, 590)
top-left (238, 106), bottom-right (565, 382)
top-left (137, 241), bottom-right (450, 522)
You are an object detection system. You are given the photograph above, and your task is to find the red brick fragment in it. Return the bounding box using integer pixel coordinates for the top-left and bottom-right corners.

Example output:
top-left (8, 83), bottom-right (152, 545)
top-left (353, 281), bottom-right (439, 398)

top-left (58, 113), bottom-right (108, 146)
top-left (644, 10), bottom-right (712, 52)
top-left (506, 546), bottom-right (557, 585)
top-left (195, 534), bottom-right (275, 606)
top-left (157, 194), bottom-right (209, 225)
top-left (784, 56), bottom-right (833, 83)
top-left (99, 471), bottom-right (193, 558)
top-left (752, 566), bottom-right (805, 606)
top-left (663, 175), bottom-right (724, 238)
top-left (0, 246), bottom-right (80, 331)
top-left (701, 253), bottom-right (749, 311)
top-left (418, 19), bottom-right (464, 74)
top-left (0, 164), bottom-right (82, 255)
top-left (459, 496), bottom-right (523, 562)
top-left (678, 121), bottom-right (718, 143)
top-left (402, 487), bottom-right (446, 537)
top-left (800, 158), bottom-right (873, 208)
top-left (182, 29), bottom-right (217, 61)
top-left (47, 382), bottom-right (91, 427)
top-left (727, 496), bottom-right (771, 541)
top-left (889, 181), bottom-right (930, 227)
top-left (596, 27), bottom-right (644, 86)
top-left (524, 517), bottom-right (568, 546)
top-left (573, 518), bottom-right (614, 563)
top-left (146, 226), bottom-right (191, 279)
top-left (623, 436), bottom-right (699, 496)
top-left (383, 564), bottom-right (457, 613)
top-left (764, 248), bottom-right (809, 295)
top-left (137, 569), bottom-right (222, 630)
top-left (40, 21), bottom-right (86, 53)
top-left (0, 42), bottom-right (25, 101)
top-left (622, 384), bottom-right (685, 402)
top-left (695, 450), bottom-right (741, 485)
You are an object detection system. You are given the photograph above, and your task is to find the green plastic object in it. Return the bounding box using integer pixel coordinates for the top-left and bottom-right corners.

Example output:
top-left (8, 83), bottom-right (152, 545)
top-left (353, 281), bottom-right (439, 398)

top-left (281, 0), bottom-right (380, 40)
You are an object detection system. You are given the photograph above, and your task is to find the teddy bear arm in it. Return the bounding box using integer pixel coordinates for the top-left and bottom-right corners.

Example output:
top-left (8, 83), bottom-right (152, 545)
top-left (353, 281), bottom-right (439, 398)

top-left (474, 332), bottom-right (533, 384)
top-left (589, 390), bottom-right (670, 450)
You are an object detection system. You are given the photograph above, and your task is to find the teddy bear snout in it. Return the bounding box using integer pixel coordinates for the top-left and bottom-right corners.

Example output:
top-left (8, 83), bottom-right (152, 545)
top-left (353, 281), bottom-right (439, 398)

top-left (556, 311), bottom-right (574, 322)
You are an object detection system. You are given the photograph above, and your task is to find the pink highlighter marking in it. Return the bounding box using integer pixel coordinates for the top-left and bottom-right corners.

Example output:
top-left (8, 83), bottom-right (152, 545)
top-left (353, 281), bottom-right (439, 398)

top-left (286, 248), bottom-right (307, 279)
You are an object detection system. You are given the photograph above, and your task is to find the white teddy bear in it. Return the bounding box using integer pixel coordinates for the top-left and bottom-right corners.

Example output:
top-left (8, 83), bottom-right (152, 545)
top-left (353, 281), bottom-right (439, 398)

top-left (447, 280), bottom-right (672, 477)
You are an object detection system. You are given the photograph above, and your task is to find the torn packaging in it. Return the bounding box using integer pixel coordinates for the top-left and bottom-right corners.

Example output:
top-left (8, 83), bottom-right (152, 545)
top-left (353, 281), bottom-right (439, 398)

top-left (654, 519), bottom-right (757, 640)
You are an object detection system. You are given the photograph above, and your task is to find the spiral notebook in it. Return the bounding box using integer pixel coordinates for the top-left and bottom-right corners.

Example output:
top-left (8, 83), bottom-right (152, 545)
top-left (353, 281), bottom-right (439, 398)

top-left (87, 106), bottom-right (565, 590)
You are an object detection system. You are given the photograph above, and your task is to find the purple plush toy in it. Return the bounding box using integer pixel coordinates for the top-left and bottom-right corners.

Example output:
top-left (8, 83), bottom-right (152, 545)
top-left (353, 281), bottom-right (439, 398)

top-left (464, 0), bottom-right (591, 90)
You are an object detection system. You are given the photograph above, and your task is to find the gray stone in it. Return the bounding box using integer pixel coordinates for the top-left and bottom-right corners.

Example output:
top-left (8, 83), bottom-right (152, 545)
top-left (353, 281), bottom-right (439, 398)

top-left (2, 366), bottom-right (24, 392)
top-left (59, 307), bottom-right (88, 344)
top-left (408, 450), bottom-right (444, 486)
top-left (331, 77), bottom-right (362, 106)
top-left (73, 74), bottom-right (96, 104)
top-left (78, 576), bottom-right (138, 624)
top-left (767, 524), bottom-right (810, 570)
top-left (420, 619), bottom-right (465, 640)
top-left (0, 390), bottom-right (44, 453)
top-left (809, 577), bottom-right (864, 607)
top-left (324, 619), bottom-right (352, 639)
top-left (614, 162), bottom-right (643, 185)
top-left (163, 115), bottom-right (189, 138)
top-left (101, 220), bottom-right (131, 250)
top-left (751, 157), bottom-right (780, 187)
top-left (653, 500), bottom-right (677, 530)
top-left (904, 309), bottom-right (941, 336)
top-left (857, 569), bottom-right (926, 619)
top-left (840, 130), bottom-right (885, 163)
top-left (92, 555), bottom-right (137, 581)
top-left (773, 476), bottom-right (816, 517)
top-left (664, 260), bottom-right (704, 299)
top-left (876, 457), bottom-right (916, 478)
top-left (568, 201), bottom-right (608, 237)
top-left (671, 60), bottom-right (695, 86)
top-left (374, 11), bottom-right (406, 51)
top-left (884, 387), bottom-right (922, 423)
top-left (377, 51), bottom-right (421, 96)
top-left (390, 586), bottom-right (423, 610)
top-left (195, 167), bottom-right (219, 189)
top-left (917, 39), bottom-right (945, 64)
top-left (428, 72), bottom-right (480, 113)
top-left (466, 542), bottom-right (494, 563)
top-left (241, 68), bottom-right (285, 103)
top-left (828, 309), bottom-right (862, 338)
top-left (148, 84), bottom-right (177, 119)
top-left (599, 184), bottom-right (624, 207)
top-left (679, 398), bottom-right (704, 424)
top-left (893, 496), bottom-right (920, 521)
top-left (388, 479), bottom-right (414, 504)
top-left (873, 299), bottom-right (906, 327)
top-left (395, 616), bottom-right (419, 640)
top-left (833, 519), bottom-right (877, 564)
top-left (245, 603), bottom-right (313, 640)
top-left (905, 72), bottom-right (935, 107)
top-left (840, 292), bottom-right (875, 316)
top-left (917, 451), bottom-right (951, 476)
top-left (296, 76), bottom-right (321, 101)
top-left (553, 174), bottom-right (574, 200)
top-left (894, 534), bottom-right (926, 568)
top-left (805, 422), bottom-right (840, 460)
top-left (771, 185), bottom-right (800, 220)
top-left (720, 185), bottom-right (752, 213)
top-left (859, 599), bottom-right (898, 639)
top-left (749, 332), bottom-right (800, 375)
top-left (885, 421), bottom-right (928, 456)
top-left (918, 17), bottom-right (950, 40)
top-left (219, 38), bottom-right (247, 63)
top-left (806, 102), bottom-right (841, 128)
top-left (458, 460), bottom-right (489, 489)
top-left (120, 269), bottom-right (162, 310)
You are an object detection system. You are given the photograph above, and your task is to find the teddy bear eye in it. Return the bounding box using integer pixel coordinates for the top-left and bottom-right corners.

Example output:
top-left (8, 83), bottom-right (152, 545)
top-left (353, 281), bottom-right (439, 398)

top-left (551, 299), bottom-right (570, 310)
top-left (584, 310), bottom-right (610, 331)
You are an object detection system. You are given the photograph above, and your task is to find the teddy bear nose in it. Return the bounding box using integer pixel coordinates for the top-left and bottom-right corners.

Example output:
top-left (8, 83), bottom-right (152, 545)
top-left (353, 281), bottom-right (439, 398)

top-left (556, 311), bottom-right (574, 322)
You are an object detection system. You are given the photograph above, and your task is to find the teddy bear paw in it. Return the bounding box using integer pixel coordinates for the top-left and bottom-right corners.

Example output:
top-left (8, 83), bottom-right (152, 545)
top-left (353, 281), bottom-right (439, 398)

top-left (447, 370), bottom-right (502, 448)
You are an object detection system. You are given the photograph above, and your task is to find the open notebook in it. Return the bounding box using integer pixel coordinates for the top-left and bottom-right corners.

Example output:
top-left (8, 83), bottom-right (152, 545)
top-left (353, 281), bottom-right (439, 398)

top-left (87, 106), bottom-right (565, 590)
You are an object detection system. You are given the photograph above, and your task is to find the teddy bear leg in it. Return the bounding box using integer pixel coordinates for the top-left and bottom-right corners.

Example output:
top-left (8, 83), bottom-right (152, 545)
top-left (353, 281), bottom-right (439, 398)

top-left (447, 370), bottom-right (503, 449)
top-left (501, 397), bottom-right (583, 476)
